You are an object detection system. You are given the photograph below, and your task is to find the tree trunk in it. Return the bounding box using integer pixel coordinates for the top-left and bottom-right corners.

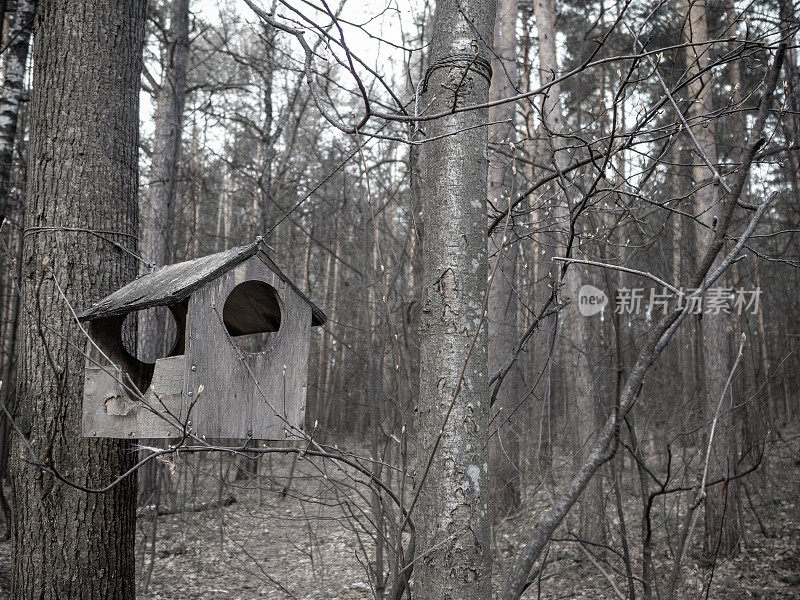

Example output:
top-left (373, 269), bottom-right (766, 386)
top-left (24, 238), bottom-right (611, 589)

top-left (318, 223), bottom-right (341, 436)
top-left (10, 1), bottom-right (145, 598)
top-left (0, 2), bottom-right (7, 47)
top-left (415, 0), bottom-right (496, 597)
top-left (0, 0), bottom-right (32, 532)
top-left (0, 0), bottom-right (35, 224)
top-left (256, 17), bottom-right (276, 238)
top-left (534, 0), bottom-right (604, 544)
top-left (361, 202), bottom-right (385, 593)
top-left (139, 0), bottom-right (189, 356)
top-left (488, 0), bottom-right (522, 518)
top-left (136, 0), bottom-right (190, 506)
top-left (780, 0), bottom-right (800, 210)
top-left (682, 0), bottom-right (739, 559)
top-left (753, 262), bottom-right (774, 424)
top-left (532, 0), bottom-right (561, 481)
top-left (0, 221), bottom-right (22, 540)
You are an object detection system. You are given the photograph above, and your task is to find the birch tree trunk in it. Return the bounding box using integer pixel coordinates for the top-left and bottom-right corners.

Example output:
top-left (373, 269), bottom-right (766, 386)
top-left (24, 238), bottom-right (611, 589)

top-left (10, 1), bottom-right (145, 597)
top-left (0, 0), bottom-right (35, 224)
top-left (682, 0), bottom-right (739, 559)
top-left (488, 0), bottom-right (522, 518)
top-left (415, 0), bottom-right (496, 596)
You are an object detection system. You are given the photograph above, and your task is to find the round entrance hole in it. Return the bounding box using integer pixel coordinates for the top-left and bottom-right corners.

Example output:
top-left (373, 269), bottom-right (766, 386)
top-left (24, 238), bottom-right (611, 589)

top-left (121, 306), bottom-right (178, 364)
top-left (222, 280), bottom-right (282, 353)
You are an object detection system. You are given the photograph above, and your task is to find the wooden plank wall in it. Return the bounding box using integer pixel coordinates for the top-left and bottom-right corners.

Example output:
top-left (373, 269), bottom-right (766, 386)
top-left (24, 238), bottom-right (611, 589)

top-left (186, 256), bottom-right (310, 439)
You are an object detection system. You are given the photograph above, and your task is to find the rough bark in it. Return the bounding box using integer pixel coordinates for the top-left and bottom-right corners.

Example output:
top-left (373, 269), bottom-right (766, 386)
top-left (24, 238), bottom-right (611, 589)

top-left (415, 0), bottom-right (496, 597)
top-left (10, 1), bottom-right (145, 598)
top-left (0, 0), bottom-right (35, 224)
top-left (682, 0), bottom-right (739, 559)
top-left (488, 0), bottom-right (522, 518)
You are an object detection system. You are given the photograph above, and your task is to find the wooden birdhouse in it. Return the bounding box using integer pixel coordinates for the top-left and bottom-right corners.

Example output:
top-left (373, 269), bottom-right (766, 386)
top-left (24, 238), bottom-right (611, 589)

top-left (77, 240), bottom-right (325, 440)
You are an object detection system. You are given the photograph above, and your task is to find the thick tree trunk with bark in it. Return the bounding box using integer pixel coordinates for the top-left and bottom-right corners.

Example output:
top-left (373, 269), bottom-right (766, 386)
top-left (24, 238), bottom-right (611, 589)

top-left (415, 0), bottom-right (496, 597)
top-left (488, 0), bottom-right (522, 518)
top-left (10, 1), bottom-right (145, 598)
top-left (0, 0), bottom-right (35, 224)
top-left (682, 0), bottom-right (739, 559)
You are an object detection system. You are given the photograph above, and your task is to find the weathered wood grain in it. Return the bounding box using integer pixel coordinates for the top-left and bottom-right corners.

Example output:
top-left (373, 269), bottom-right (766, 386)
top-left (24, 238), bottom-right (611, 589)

top-left (186, 255), bottom-right (311, 439)
top-left (137, 355), bottom-right (187, 437)
top-left (82, 355), bottom-right (186, 438)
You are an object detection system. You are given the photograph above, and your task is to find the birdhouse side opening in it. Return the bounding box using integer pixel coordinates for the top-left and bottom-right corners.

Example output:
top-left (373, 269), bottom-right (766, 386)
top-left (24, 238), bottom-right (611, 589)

top-left (121, 305), bottom-right (180, 364)
top-left (222, 280), bottom-right (283, 353)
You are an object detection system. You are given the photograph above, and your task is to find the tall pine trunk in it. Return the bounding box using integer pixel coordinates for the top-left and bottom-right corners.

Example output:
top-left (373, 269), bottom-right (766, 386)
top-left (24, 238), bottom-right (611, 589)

top-left (415, 0), bottom-right (496, 596)
top-left (137, 0), bottom-right (191, 505)
top-left (139, 0), bottom-right (189, 356)
top-left (534, 0), bottom-right (604, 543)
top-left (0, 0), bottom-right (34, 536)
top-left (10, 1), bottom-right (145, 597)
top-left (682, 0), bottom-right (739, 559)
top-left (488, 0), bottom-right (522, 518)
top-left (532, 0), bottom-right (564, 481)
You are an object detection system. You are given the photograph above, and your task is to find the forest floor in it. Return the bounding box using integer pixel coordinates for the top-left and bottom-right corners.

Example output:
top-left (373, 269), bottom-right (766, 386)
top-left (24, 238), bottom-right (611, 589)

top-left (0, 429), bottom-right (798, 599)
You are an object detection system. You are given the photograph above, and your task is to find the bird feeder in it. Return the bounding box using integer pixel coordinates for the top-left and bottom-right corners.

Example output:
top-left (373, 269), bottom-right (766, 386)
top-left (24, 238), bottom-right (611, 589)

top-left (77, 240), bottom-right (325, 440)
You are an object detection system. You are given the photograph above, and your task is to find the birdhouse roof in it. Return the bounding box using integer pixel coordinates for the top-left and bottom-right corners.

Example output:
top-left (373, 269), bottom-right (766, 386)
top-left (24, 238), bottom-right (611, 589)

top-left (77, 240), bottom-right (326, 326)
